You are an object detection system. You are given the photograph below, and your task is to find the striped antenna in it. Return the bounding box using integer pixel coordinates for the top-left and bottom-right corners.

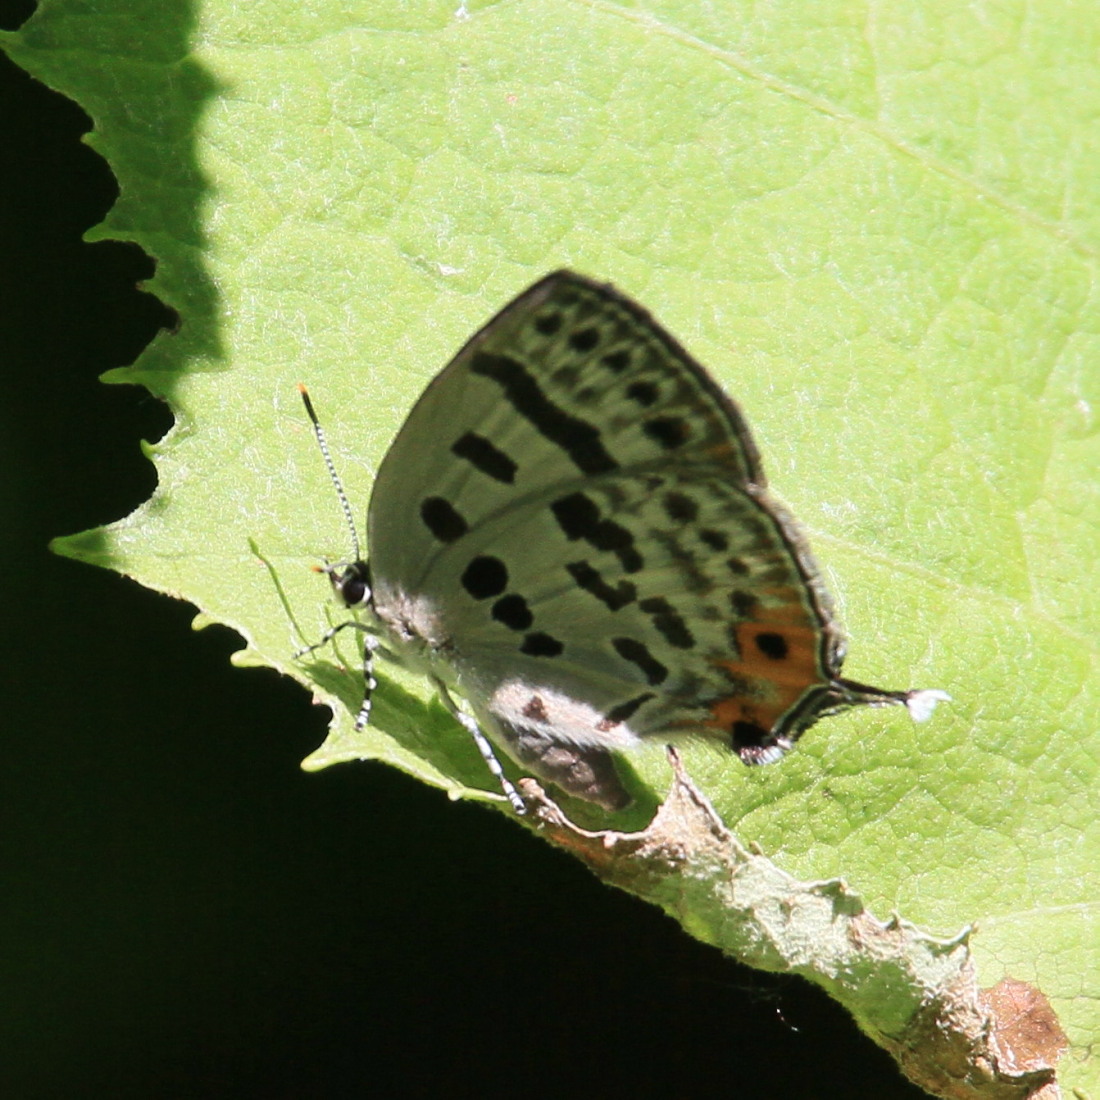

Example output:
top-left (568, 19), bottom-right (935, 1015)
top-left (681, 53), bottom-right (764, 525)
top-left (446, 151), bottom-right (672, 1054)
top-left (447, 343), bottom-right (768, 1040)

top-left (298, 384), bottom-right (361, 563)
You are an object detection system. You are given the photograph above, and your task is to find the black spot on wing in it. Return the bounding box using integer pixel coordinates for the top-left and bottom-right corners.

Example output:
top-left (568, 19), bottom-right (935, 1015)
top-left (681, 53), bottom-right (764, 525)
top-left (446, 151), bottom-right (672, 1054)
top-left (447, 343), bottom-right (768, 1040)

top-left (451, 432), bottom-right (517, 484)
top-left (662, 492), bottom-right (698, 523)
top-left (470, 352), bottom-right (618, 476)
top-left (754, 631), bottom-right (789, 660)
top-left (612, 637), bottom-right (668, 686)
top-left (550, 491), bottom-right (598, 538)
top-left (461, 556), bottom-right (508, 599)
top-left (550, 492), bottom-right (643, 573)
top-left (638, 596), bottom-right (694, 649)
top-left (492, 594), bottom-right (533, 631)
top-left (534, 311), bottom-right (562, 336)
top-left (644, 416), bottom-right (690, 450)
top-left (598, 692), bottom-right (655, 729)
top-left (521, 632), bottom-right (563, 657)
top-left (731, 720), bottom-right (771, 753)
top-left (568, 326), bottom-right (600, 352)
top-left (699, 528), bottom-right (729, 551)
top-left (625, 380), bottom-right (659, 407)
top-left (566, 561), bottom-right (637, 611)
top-left (729, 590), bottom-right (758, 618)
top-left (421, 497), bottom-right (467, 543)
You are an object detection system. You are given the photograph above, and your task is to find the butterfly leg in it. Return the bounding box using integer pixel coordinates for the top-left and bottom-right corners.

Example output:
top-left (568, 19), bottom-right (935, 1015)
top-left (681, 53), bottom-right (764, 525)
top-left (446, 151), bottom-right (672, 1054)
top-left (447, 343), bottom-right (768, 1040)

top-left (435, 683), bottom-right (527, 815)
top-left (293, 618), bottom-right (368, 660)
top-left (295, 619), bottom-right (379, 732)
top-left (353, 633), bottom-right (379, 731)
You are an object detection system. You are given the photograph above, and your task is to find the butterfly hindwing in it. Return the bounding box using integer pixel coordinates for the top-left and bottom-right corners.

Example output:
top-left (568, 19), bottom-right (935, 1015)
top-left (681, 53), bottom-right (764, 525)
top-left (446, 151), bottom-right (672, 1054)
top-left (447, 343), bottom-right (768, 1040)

top-left (409, 462), bottom-right (839, 787)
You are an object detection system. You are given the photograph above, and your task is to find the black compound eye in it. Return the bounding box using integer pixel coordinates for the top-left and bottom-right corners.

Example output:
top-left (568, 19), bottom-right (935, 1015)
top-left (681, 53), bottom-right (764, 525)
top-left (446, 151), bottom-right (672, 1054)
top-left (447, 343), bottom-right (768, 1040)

top-left (335, 562), bottom-right (370, 607)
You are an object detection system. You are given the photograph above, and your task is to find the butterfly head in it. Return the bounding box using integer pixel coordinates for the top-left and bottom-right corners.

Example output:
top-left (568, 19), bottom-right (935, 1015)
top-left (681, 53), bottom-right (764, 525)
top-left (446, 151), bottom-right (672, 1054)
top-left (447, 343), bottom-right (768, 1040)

top-left (313, 558), bottom-right (372, 610)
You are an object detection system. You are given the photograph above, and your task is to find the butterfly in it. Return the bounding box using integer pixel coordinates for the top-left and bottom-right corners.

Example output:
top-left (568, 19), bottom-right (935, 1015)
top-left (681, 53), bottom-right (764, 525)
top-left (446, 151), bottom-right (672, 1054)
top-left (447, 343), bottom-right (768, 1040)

top-left (300, 271), bottom-right (947, 813)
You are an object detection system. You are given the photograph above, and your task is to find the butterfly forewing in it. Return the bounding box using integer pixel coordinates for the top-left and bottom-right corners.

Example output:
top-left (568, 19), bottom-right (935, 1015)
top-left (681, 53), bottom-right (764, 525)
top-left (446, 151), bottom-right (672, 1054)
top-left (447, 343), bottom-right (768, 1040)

top-left (368, 273), bottom-right (765, 598)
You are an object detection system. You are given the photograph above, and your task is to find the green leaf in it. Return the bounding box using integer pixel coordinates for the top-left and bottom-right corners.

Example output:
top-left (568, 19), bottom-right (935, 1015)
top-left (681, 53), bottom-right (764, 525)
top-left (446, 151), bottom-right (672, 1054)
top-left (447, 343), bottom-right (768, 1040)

top-left (7, 1), bottom-right (1096, 1094)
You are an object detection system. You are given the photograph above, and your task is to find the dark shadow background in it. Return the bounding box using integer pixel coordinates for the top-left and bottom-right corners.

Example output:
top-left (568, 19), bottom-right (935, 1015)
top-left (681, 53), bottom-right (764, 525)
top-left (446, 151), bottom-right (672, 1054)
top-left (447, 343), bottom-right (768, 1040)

top-left (1, 6), bottom-right (930, 1096)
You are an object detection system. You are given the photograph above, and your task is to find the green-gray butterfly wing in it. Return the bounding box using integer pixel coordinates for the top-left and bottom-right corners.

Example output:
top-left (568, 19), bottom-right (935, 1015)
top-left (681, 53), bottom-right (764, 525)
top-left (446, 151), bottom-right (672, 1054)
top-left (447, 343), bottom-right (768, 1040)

top-left (364, 272), bottom-right (859, 808)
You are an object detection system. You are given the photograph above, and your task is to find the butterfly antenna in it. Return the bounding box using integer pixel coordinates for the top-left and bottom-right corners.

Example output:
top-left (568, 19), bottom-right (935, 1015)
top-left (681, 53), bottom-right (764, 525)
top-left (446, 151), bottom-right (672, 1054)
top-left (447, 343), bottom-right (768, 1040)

top-left (298, 383), bottom-right (362, 563)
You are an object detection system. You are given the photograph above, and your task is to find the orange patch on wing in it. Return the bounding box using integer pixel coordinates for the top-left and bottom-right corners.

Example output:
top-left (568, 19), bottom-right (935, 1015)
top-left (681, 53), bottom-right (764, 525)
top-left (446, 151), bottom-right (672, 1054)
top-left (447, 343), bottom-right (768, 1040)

top-left (704, 597), bottom-right (825, 736)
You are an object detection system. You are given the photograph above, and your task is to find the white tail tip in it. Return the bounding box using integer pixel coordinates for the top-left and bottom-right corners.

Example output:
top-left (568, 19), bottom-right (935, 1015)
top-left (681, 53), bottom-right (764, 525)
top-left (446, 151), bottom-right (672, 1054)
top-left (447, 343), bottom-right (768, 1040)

top-left (904, 689), bottom-right (952, 723)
